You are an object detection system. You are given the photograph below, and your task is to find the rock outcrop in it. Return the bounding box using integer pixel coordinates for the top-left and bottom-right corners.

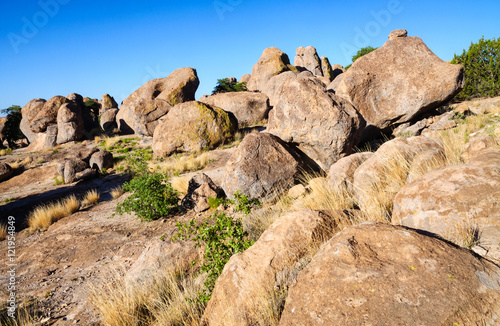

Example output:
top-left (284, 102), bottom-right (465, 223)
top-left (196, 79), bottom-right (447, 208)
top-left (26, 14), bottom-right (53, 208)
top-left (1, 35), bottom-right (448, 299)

top-left (336, 30), bottom-right (464, 131)
top-left (327, 152), bottom-right (373, 192)
top-left (247, 47), bottom-right (291, 92)
top-left (99, 94), bottom-right (118, 114)
top-left (279, 222), bottom-right (500, 326)
top-left (222, 132), bottom-right (319, 201)
top-left (89, 151), bottom-right (114, 172)
top-left (267, 77), bottom-right (365, 169)
top-left (203, 210), bottom-right (335, 325)
top-left (181, 173), bottom-right (224, 212)
top-left (99, 108), bottom-right (119, 133)
top-left (56, 102), bottom-right (84, 144)
top-left (200, 92), bottom-right (270, 127)
top-left (116, 67), bottom-right (199, 136)
top-left (294, 46), bottom-right (323, 76)
top-left (393, 148), bottom-right (500, 262)
top-left (152, 101), bottom-right (237, 157)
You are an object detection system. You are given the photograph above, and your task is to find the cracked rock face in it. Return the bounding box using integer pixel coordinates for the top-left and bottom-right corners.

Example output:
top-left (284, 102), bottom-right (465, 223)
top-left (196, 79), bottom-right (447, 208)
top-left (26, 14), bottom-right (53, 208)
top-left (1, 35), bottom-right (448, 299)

top-left (279, 222), bottom-right (500, 326)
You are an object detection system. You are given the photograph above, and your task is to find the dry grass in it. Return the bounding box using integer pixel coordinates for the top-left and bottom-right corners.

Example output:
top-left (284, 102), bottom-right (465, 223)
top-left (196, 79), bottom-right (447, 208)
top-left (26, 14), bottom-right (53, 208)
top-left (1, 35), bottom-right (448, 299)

top-left (81, 189), bottom-right (100, 207)
top-left (110, 186), bottom-right (124, 199)
top-left (151, 152), bottom-right (214, 176)
top-left (445, 215), bottom-right (482, 250)
top-left (90, 263), bottom-right (205, 326)
top-left (21, 156), bottom-right (32, 167)
top-left (28, 195), bottom-right (80, 230)
top-left (171, 175), bottom-right (191, 195)
top-left (9, 161), bottom-right (20, 170)
top-left (0, 224), bottom-right (7, 241)
top-left (102, 135), bottom-right (121, 149)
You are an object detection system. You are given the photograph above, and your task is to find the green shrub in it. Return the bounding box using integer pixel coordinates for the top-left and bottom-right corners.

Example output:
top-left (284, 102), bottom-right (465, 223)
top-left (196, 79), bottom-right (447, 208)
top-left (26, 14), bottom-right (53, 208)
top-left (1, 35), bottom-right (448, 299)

top-left (212, 78), bottom-right (247, 95)
top-left (173, 192), bottom-right (259, 303)
top-left (116, 172), bottom-right (179, 221)
top-left (345, 46), bottom-right (378, 70)
top-left (1, 105), bottom-right (24, 148)
top-left (451, 36), bottom-right (500, 101)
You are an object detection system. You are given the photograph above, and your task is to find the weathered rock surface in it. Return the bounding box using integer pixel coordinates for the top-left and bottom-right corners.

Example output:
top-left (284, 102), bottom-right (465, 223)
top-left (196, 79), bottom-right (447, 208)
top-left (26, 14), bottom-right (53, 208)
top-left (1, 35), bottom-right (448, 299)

top-left (181, 173), bottom-right (224, 212)
top-left (203, 210), bottom-right (335, 325)
top-left (279, 222), bottom-right (500, 326)
top-left (0, 162), bottom-right (14, 183)
top-left (247, 47), bottom-right (291, 92)
top-left (99, 94), bottom-right (118, 114)
top-left (336, 30), bottom-right (464, 130)
top-left (320, 56), bottom-right (333, 81)
top-left (267, 77), bottom-right (365, 169)
top-left (393, 148), bottom-right (500, 262)
top-left (327, 152), bottom-right (373, 192)
top-left (89, 151), bottom-right (113, 172)
top-left (353, 137), bottom-right (444, 213)
top-left (294, 46), bottom-right (323, 76)
top-left (200, 92), bottom-right (270, 127)
top-left (239, 74), bottom-right (251, 84)
top-left (99, 108), bottom-right (119, 133)
top-left (63, 158), bottom-right (89, 184)
top-left (261, 70), bottom-right (297, 107)
top-left (56, 102), bottom-right (84, 144)
top-left (116, 67), bottom-right (199, 136)
top-left (222, 132), bottom-right (319, 201)
top-left (152, 101), bottom-right (237, 157)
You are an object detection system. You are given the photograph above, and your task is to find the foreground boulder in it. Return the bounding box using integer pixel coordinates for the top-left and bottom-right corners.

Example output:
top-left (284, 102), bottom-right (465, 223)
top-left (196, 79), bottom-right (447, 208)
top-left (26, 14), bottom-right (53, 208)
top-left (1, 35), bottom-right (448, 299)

top-left (393, 148), bottom-right (500, 262)
top-left (152, 101), bottom-right (237, 157)
top-left (222, 133), bottom-right (319, 200)
top-left (203, 210), bottom-right (335, 325)
top-left (267, 77), bottom-right (365, 170)
top-left (336, 30), bottom-right (464, 131)
top-left (279, 222), bottom-right (500, 326)
top-left (116, 67), bottom-right (199, 136)
top-left (247, 47), bottom-right (292, 92)
top-left (89, 151), bottom-right (114, 172)
top-left (327, 152), bottom-right (373, 193)
top-left (200, 92), bottom-right (270, 127)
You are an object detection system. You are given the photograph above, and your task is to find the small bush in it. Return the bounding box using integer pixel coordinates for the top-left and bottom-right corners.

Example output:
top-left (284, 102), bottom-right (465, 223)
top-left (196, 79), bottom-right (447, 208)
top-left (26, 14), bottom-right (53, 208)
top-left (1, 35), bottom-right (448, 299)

top-left (173, 192), bottom-right (258, 303)
top-left (28, 195), bottom-right (80, 230)
top-left (1, 105), bottom-right (24, 148)
top-left (116, 172), bottom-right (179, 221)
top-left (212, 78), bottom-right (247, 95)
top-left (451, 36), bottom-right (500, 101)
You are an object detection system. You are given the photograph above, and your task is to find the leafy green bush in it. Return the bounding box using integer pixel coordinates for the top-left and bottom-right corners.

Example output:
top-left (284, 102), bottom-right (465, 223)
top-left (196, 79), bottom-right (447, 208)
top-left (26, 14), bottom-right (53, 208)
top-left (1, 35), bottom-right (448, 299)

top-left (345, 46), bottom-right (378, 70)
top-left (116, 172), bottom-right (179, 221)
top-left (1, 105), bottom-right (24, 148)
top-left (451, 36), bottom-right (500, 101)
top-left (212, 78), bottom-right (247, 95)
top-left (173, 191), bottom-right (259, 303)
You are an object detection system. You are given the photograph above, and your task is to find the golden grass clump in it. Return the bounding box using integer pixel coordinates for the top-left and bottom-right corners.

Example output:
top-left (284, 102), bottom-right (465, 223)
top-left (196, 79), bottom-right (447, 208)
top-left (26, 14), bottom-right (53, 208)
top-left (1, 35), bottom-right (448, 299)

top-left (170, 175), bottom-right (191, 195)
top-left (82, 189), bottom-right (100, 207)
top-left (0, 224), bottom-right (7, 241)
top-left (151, 152), bottom-right (214, 176)
top-left (28, 195), bottom-right (80, 230)
top-left (90, 263), bottom-right (205, 326)
top-left (110, 186), bottom-right (124, 199)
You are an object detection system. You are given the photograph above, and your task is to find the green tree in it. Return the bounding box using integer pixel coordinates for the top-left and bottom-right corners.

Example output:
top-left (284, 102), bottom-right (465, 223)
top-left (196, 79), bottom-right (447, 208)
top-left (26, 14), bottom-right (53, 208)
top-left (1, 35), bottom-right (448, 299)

top-left (451, 36), bottom-right (500, 101)
top-left (1, 105), bottom-right (24, 148)
top-left (345, 46), bottom-right (378, 70)
top-left (212, 78), bottom-right (247, 95)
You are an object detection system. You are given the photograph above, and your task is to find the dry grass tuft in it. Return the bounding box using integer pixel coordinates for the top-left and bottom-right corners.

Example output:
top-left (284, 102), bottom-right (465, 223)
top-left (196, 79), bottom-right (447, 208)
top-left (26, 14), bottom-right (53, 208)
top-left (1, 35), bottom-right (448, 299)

top-left (151, 152), bottom-right (214, 176)
top-left (171, 175), bottom-right (191, 195)
top-left (0, 224), bottom-right (7, 241)
top-left (9, 161), bottom-right (20, 170)
top-left (82, 189), bottom-right (100, 207)
top-left (90, 262), bottom-right (205, 326)
top-left (110, 186), bottom-right (124, 199)
top-left (28, 195), bottom-right (80, 230)
top-left (445, 215), bottom-right (482, 250)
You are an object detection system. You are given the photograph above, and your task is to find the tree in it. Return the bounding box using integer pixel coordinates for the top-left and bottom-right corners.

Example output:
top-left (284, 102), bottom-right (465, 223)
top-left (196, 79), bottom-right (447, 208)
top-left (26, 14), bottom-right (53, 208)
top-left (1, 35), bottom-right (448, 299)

top-left (212, 78), bottom-right (247, 95)
top-left (1, 105), bottom-right (24, 148)
top-left (345, 46), bottom-right (378, 70)
top-left (451, 36), bottom-right (500, 101)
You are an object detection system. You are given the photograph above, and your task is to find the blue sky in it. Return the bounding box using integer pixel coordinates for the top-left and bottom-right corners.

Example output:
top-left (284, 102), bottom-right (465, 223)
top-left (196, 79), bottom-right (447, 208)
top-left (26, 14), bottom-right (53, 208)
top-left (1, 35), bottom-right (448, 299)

top-left (0, 0), bottom-right (499, 115)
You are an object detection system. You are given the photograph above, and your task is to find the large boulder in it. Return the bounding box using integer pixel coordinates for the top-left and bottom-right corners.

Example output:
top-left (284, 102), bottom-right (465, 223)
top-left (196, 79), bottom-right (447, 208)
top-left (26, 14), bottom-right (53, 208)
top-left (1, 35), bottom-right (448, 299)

top-left (99, 108), bottom-right (119, 133)
top-left (260, 71), bottom-right (297, 107)
top-left (393, 148), bottom-right (500, 262)
top-left (336, 30), bottom-right (464, 130)
top-left (294, 46), bottom-right (323, 76)
top-left (56, 102), bottom-right (84, 144)
top-left (203, 210), bottom-right (335, 325)
top-left (89, 151), bottom-right (114, 172)
top-left (199, 92), bottom-right (270, 127)
top-left (20, 97), bottom-right (66, 147)
top-left (99, 94), bottom-right (118, 114)
top-left (181, 173), bottom-right (224, 213)
top-left (247, 47), bottom-right (291, 92)
top-left (267, 77), bottom-right (365, 170)
top-left (116, 67), bottom-right (199, 136)
top-left (279, 222), bottom-right (500, 326)
top-left (152, 101), bottom-right (237, 157)
top-left (353, 136), bottom-right (444, 215)
top-left (327, 152), bottom-right (373, 193)
top-left (222, 132), bottom-right (319, 201)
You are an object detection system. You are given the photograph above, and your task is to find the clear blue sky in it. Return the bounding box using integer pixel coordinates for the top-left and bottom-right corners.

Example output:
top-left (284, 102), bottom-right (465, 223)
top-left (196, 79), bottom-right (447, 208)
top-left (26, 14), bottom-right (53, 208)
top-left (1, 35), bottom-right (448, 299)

top-left (0, 0), bottom-right (499, 115)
